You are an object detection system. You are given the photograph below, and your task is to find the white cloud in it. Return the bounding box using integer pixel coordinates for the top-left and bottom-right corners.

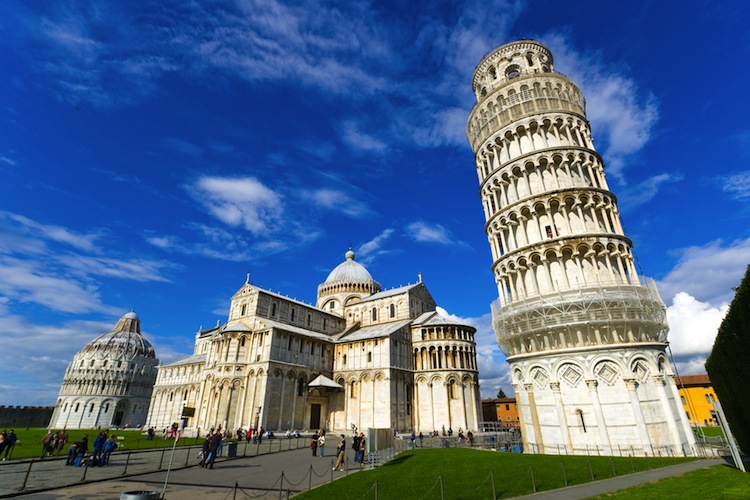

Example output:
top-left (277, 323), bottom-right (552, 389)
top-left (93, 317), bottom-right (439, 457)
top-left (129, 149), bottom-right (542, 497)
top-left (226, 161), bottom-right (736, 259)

top-left (0, 153), bottom-right (17, 166)
top-left (301, 188), bottom-right (372, 218)
top-left (340, 121), bottom-right (388, 154)
top-left (666, 292), bottom-right (728, 357)
top-left (192, 176), bottom-right (283, 235)
top-left (543, 34), bottom-right (658, 179)
top-left (407, 221), bottom-right (454, 244)
top-left (2, 211), bottom-right (99, 252)
top-left (719, 170), bottom-right (750, 200)
top-left (658, 237), bottom-right (750, 306)
top-left (356, 229), bottom-right (396, 266)
top-left (618, 173), bottom-right (684, 209)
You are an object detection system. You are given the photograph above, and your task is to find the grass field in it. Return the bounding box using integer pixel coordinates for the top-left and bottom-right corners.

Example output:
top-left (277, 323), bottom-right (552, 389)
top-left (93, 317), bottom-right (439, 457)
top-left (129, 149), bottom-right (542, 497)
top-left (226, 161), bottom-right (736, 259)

top-left (294, 448), bottom-right (696, 499)
top-left (1, 427), bottom-right (206, 460)
top-left (591, 464), bottom-right (750, 499)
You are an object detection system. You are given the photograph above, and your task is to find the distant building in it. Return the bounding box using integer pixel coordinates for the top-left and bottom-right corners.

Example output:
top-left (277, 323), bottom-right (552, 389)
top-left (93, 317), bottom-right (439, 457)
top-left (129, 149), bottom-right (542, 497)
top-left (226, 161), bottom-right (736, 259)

top-left (147, 249), bottom-right (482, 434)
top-left (49, 311), bottom-right (158, 429)
top-left (676, 374), bottom-right (719, 427)
top-left (481, 397), bottom-right (520, 429)
top-left (0, 406), bottom-right (54, 428)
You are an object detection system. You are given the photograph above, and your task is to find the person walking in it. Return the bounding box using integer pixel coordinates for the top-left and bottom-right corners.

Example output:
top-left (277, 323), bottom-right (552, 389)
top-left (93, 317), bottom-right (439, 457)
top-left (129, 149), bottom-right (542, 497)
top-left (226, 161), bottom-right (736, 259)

top-left (419, 432), bottom-right (424, 447)
top-left (310, 430), bottom-right (319, 457)
top-left (198, 434), bottom-right (211, 467)
top-left (332, 434), bottom-right (346, 471)
top-left (352, 433), bottom-right (361, 463)
top-left (41, 430), bottom-right (54, 459)
top-left (207, 432), bottom-right (221, 469)
top-left (103, 434), bottom-right (118, 465)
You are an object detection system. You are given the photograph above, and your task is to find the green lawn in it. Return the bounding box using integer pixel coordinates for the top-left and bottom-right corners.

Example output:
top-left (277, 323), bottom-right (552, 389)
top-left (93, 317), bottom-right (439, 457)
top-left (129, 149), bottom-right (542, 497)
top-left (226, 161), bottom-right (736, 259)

top-left (591, 464), bottom-right (750, 499)
top-left (294, 448), bottom-right (695, 499)
top-left (2, 428), bottom-right (206, 460)
top-left (695, 426), bottom-right (725, 438)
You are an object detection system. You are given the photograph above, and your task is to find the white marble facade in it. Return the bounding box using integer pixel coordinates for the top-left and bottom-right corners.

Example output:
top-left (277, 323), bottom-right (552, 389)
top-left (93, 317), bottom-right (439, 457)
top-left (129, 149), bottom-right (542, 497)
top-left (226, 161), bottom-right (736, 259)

top-left (467, 40), bottom-right (696, 456)
top-left (147, 250), bottom-right (481, 435)
top-left (49, 311), bottom-right (158, 429)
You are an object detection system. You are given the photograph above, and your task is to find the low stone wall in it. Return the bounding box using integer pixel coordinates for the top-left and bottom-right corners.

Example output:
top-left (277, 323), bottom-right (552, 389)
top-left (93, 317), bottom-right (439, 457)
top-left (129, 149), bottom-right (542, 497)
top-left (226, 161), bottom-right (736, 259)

top-left (0, 405), bottom-right (55, 428)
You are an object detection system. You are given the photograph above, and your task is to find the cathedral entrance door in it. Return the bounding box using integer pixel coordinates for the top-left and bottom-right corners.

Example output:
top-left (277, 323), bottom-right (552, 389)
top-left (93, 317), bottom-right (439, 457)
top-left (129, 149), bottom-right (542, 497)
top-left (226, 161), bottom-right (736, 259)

top-left (113, 411), bottom-right (124, 426)
top-left (310, 404), bottom-right (321, 429)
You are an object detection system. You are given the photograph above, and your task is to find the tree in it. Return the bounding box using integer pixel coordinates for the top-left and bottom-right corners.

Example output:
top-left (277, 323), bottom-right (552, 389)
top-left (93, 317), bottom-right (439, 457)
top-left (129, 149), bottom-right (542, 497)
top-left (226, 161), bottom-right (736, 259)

top-left (496, 388), bottom-right (507, 399)
top-left (705, 263), bottom-right (750, 454)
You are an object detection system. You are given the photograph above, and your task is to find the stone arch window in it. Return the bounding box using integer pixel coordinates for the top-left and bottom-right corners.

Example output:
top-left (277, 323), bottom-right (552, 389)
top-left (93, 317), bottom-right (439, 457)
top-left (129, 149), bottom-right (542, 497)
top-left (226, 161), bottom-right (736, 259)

top-left (241, 303), bottom-right (246, 316)
top-left (290, 308), bottom-right (296, 322)
top-left (323, 318), bottom-right (327, 329)
top-left (104, 403), bottom-right (109, 413)
top-left (576, 409), bottom-right (587, 432)
top-left (350, 380), bottom-right (357, 398)
top-left (271, 302), bottom-right (277, 317)
top-left (74, 403), bottom-right (80, 412)
top-left (241, 337), bottom-right (246, 347)
top-left (343, 354), bottom-right (347, 366)
top-left (448, 380), bottom-right (458, 399)
top-left (89, 403), bottom-right (95, 413)
top-left (101, 380), bottom-right (106, 391)
top-left (329, 301), bottom-right (336, 310)
top-left (90, 359), bottom-right (95, 367)
top-left (367, 352), bottom-right (372, 363)
top-left (489, 66), bottom-right (497, 79)
top-left (526, 53), bottom-right (534, 66)
top-left (297, 377), bottom-right (305, 396)
top-left (169, 392), bottom-right (174, 402)
top-left (287, 335), bottom-right (293, 350)
top-left (372, 307), bottom-right (377, 321)
top-left (307, 314), bottom-right (312, 326)
top-left (390, 304), bottom-right (396, 318)
top-left (63, 403), bottom-right (68, 412)
top-left (506, 64), bottom-right (521, 79)
top-left (310, 342), bottom-right (315, 355)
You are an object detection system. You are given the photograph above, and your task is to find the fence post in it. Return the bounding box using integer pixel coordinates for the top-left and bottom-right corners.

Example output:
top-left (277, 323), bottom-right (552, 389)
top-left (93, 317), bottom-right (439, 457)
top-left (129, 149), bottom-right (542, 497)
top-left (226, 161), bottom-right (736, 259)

top-left (629, 454), bottom-right (635, 473)
top-left (80, 456), bottom-right (90, 482)
top-left (375, 480), bottom-right (378, 500)
top-left (244, 440), bottom-right (248, 457)
top-left (17, 459), bottom-right (35, 491)
top-left (184, 446), bottom-right (191, 466)
top-left (158, 449), bottom-right (166, 469)
top-left (233, 481), bottom-right (239, 500)
top-left (529, 466), bottom-right (536, 493)
top-left (278, 471), bottom-right (284, 500)
top-left (561, 461), bottom-right (568, 486)
top-left (609, 456), bottom-right (617, 476)
top-left (122, 451), bottom-right (132, 475)
top-left (439, 474), bottom-right (444, 500)
top-left (587, 458), bottom-right (594, 480)
top-left (490, 469), bottom-right (496, 500)
top-left (308, 465), bottom-right (313, 491)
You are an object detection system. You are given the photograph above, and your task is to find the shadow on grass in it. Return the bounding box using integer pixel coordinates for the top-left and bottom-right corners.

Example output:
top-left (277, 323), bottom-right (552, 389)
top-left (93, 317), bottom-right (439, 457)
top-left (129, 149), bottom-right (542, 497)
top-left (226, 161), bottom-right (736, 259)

top-left (382, 454), bottom-right (413, 467)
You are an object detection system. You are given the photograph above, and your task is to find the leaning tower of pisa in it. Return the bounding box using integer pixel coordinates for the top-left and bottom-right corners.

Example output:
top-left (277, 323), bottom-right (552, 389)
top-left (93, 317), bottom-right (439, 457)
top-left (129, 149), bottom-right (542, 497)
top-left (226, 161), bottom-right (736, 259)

top-left (466, 40), bottom-right (696, 456)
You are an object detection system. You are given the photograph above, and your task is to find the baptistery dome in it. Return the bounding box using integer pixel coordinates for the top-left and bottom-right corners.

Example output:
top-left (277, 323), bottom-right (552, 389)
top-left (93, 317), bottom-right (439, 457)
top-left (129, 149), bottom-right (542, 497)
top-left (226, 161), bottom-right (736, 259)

top-left (49, 311), bottom-right (159, 429)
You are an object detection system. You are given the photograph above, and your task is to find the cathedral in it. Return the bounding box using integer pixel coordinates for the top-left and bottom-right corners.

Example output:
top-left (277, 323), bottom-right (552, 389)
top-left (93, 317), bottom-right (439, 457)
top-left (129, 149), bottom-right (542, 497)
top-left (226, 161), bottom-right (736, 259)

top-left (146, 249), bottom-right (482, 434)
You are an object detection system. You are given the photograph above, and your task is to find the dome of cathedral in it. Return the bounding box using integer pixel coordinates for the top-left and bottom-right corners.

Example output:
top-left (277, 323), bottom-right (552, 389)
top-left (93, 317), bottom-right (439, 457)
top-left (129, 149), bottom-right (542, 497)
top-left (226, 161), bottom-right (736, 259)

top-left (324, 249), bottom-right (374, 283)
top-left (80, 311), bottom-right (156, 360)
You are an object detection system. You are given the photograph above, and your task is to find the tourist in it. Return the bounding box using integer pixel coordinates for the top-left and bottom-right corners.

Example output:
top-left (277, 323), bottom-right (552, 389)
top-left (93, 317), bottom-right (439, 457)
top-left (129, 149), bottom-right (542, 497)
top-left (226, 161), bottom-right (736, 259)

top-left (103, 434), bottom-right (118, 465)
top-left (317, 430), bottom-right (326, 457)
top-left (352, 432), bottom-right (361, 463)
top-left (310, 430), bottom-right (319, 456)
top-left (207, 432), bottom-right (221, 469)
top-left (358, 432), bottom-right (366, 464)
top-left (56, 430), bottom-right (68, 456)
top-left (198, 434), bottom-right (211, 467)
top-left (73, 435), bottom-right (88, 467)
top-left (410, 431), bottom-right (416, 448)
top-left (332, 434), bottom-right (346, 471)
top-left (419, 432), bottom-right (424, 447)
top-left (41, 430), bottom-right (54, 459)
top-left (92, 431), bottom-right (107, 465)
top-left (2, 430), bottom-right (17, 460)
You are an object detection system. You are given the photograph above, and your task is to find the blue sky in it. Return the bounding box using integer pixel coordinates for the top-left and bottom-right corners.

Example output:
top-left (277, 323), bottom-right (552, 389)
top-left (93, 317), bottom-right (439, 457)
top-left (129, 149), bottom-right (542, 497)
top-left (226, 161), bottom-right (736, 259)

top-left (2, 1), bottom-right (749, 406)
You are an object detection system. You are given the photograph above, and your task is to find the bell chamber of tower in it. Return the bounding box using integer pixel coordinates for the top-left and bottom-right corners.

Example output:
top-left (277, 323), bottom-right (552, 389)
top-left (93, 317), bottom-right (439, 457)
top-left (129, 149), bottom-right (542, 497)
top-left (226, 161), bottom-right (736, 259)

top-left (467, 40), bottom-right (697, 457)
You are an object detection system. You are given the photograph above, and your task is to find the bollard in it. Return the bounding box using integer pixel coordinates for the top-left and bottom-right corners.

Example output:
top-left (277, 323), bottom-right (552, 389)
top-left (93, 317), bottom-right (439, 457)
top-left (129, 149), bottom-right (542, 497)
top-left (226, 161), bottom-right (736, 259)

top-left (278, 471), bottom-right (285, 500)
top-left (122, 451), bottom-right (132, 475)
top-left (17, 459), bottom-right (35, 492)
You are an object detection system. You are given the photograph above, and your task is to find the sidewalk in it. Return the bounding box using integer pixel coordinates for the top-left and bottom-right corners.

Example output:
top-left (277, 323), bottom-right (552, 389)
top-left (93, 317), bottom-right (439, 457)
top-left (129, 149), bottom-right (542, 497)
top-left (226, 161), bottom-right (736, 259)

top-left (514, 457), bottom-right (727, 499)
top-left (6, 446), bottom-right (362, 499)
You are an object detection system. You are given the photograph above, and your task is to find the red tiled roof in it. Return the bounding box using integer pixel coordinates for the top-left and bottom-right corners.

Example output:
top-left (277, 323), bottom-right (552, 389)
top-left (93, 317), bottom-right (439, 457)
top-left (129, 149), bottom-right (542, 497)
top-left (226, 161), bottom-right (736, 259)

top-left (675, 374), bottom-right (711, 387)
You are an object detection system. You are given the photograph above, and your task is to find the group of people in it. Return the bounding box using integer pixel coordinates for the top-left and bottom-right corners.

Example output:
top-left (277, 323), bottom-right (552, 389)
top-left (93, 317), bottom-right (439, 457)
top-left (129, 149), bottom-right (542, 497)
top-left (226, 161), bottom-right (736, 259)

top-left (198, 430), bottom-right (225, 469)
top-left (40, 430), bottom-right (68, 458)
top-left (309, 430), bottom-right (366, 471)
top-left (64, 431), bottom-right (118, 467)
top-left (0, 429), bottom-right (18, 460)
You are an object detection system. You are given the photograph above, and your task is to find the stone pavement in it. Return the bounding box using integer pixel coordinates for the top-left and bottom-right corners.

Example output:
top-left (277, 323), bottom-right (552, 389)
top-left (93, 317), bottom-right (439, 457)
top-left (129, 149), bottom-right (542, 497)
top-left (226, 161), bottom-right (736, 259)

top-left (2, 444), bottom-right (361, 499)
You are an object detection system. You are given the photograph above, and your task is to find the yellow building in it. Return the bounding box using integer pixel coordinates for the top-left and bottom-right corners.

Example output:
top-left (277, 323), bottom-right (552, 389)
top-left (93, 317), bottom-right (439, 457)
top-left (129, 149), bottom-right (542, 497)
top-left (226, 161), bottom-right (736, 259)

top-left (676, 374), bottom-right (718, 427)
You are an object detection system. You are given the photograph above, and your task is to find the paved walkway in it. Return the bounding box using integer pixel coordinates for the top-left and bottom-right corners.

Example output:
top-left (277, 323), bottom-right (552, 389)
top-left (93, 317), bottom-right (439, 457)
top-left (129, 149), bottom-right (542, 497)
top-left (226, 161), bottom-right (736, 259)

top-left (2, 442), bottom-right (361, 499)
